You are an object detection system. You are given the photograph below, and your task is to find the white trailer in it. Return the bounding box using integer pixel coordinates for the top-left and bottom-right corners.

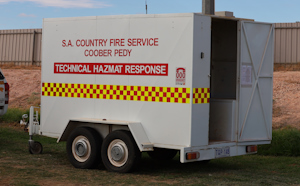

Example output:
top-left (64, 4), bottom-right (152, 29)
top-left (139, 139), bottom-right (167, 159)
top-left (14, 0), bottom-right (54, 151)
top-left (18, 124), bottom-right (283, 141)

top-left (33, 13), bottom-right (274, 172)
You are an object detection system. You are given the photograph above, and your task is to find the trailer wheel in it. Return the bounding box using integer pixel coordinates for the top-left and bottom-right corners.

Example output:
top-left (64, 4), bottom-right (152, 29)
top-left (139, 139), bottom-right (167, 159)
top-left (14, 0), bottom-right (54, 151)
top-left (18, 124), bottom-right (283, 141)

top-left (29, 141), bottom-right (43, 154)
top-left (67, 127), bottom-right (102, 169)
top-left (101, 130), bottom-right (141, 173)
top-left (147, 148), bottom-right (178, 161)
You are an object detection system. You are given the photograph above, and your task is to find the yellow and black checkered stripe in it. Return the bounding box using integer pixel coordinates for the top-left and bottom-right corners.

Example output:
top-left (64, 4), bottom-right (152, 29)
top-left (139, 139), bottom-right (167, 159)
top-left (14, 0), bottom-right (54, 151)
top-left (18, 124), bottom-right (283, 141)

top-left (42, 83), bottom-right (210, 104)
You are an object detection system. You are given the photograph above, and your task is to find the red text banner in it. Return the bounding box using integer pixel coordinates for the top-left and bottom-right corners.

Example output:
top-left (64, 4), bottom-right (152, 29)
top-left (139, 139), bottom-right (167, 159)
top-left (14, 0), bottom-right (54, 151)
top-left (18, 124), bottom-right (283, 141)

top-left (54, 63), bottom-right (168, 76)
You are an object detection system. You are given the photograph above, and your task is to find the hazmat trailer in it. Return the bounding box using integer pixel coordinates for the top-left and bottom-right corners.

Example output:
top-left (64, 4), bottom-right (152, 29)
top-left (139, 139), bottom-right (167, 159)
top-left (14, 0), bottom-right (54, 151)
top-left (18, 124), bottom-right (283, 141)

top-left (29, 13), bottom-right (274, 173)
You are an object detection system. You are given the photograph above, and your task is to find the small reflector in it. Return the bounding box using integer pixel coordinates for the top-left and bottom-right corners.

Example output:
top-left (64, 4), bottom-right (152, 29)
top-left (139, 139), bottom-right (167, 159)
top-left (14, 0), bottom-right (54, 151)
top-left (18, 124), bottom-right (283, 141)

top-left (246, 145), bottom-right (257, 153)
top-left (186, 152), bottom-right (200, 160)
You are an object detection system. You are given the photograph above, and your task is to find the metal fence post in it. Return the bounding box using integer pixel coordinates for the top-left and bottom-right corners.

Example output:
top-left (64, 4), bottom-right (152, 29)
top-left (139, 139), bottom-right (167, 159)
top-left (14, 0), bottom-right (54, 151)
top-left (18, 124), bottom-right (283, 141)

top-left (31, 31), bottom-right (36, 66)
top-left (202, 0), bottom-right (215, 15)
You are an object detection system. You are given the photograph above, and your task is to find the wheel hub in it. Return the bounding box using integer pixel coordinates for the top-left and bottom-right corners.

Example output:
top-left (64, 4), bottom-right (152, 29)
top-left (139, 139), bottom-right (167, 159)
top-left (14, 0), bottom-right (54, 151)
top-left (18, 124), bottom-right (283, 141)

top-left (111, 144), bottom-right (125, 161)
top-left (75, 139), bottom-right (88, 157)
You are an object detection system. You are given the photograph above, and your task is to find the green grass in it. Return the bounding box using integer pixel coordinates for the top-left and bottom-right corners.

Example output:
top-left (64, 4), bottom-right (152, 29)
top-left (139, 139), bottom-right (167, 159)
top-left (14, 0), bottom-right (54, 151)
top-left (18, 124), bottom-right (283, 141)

top-left (258, 128), bottom-right (300, 156)
top-left (0, 123), bottom-right (300, 185)
top-left (0, 108), bottom-right (29, 123)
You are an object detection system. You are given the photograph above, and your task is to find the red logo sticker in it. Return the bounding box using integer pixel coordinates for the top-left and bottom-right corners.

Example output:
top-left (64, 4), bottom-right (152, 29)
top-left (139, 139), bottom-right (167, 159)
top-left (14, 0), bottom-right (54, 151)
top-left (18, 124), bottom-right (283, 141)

top-left (176, 67), bottom-right (186, 85)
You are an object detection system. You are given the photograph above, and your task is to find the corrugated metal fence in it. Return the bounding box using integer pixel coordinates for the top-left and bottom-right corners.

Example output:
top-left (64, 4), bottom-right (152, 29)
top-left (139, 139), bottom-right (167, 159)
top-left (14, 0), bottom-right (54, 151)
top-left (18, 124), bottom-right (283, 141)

top-left (0, 25), bottom-right (298, 66)
top-left (275, 22), bottom-right (300, 64)
top-left (0, 29), bottom-right (42, 66)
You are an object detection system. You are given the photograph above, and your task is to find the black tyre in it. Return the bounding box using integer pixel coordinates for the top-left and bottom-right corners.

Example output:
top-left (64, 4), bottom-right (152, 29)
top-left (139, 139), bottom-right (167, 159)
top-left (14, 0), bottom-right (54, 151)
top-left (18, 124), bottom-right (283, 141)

top-left (101, 130), bottom-right (141, 173)
top-left (147, 148), bottom-right (178, 161)
top-left (29, 141), bottom-right (43, 154)
top-left (66, 127), bottom-right (102, 169)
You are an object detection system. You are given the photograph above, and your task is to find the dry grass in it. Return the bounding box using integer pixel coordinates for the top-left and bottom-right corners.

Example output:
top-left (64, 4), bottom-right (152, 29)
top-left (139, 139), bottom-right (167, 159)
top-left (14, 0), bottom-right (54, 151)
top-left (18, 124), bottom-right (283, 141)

top-left (0, 64), bottom-right (41, 70)
top-left (272, 71), bottom-right (300, 130)
top-left (27, 92), bottom-right (41, 107)
top-left (272, 104), bottom-right (282, 118)
top-left (274, 63), bottom-right (300, 71)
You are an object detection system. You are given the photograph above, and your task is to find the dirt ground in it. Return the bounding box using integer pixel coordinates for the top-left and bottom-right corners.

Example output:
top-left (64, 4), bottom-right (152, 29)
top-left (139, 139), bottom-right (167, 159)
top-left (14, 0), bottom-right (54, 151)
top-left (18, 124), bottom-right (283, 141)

top-left (1, 66), bottom-right (299, 130)
top-left (1, 66), bottom-right (41, 109)
top-left (272, 71), bottom-right (300, 129)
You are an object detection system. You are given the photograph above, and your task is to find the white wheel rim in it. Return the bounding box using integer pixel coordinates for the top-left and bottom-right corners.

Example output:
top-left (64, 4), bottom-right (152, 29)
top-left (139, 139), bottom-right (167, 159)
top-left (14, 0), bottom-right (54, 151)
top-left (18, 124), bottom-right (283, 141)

top-left (107, 139), bottom-right (128, 167)
top-left (72, 135), bottom-right (91, 162)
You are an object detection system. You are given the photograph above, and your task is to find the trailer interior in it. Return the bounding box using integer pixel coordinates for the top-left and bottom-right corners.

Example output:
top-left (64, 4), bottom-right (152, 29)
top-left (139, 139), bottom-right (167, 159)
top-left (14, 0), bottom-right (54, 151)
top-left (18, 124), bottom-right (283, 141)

top-left (209, 17), bottom-right (238, 144)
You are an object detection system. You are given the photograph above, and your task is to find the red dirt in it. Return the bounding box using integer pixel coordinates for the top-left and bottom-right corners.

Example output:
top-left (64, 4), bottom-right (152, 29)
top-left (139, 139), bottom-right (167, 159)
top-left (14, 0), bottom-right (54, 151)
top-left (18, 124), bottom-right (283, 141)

top-left (1, 67), bottom-right (41, 109)
top-left (272, 71), bottom-right (300, 130)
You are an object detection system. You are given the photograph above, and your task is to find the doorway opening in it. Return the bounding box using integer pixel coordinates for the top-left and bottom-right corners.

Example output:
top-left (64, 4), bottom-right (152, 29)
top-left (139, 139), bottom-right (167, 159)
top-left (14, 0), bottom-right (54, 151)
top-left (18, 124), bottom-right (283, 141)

top-left (209, 18), bottom-right (238, 143)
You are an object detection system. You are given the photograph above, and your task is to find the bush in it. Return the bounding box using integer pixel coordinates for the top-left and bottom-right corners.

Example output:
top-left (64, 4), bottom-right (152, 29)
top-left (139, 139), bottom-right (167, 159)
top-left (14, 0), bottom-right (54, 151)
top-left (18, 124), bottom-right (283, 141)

top-left (258, 128), bottom-right (300, 156)
top-left (0, 108), bottom-right (29, 123)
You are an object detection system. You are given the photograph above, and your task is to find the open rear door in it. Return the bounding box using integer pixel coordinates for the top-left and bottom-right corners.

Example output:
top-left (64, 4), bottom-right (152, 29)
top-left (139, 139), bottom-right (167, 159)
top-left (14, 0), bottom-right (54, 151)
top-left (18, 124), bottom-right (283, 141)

top-left (238, 21), bottom-right (274, 142)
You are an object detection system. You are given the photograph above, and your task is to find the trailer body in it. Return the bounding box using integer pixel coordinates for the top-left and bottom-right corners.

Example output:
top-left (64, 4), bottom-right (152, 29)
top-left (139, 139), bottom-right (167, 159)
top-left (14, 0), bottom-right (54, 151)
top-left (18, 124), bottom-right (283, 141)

top-left (40, 13), bottom-right (274, 170)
